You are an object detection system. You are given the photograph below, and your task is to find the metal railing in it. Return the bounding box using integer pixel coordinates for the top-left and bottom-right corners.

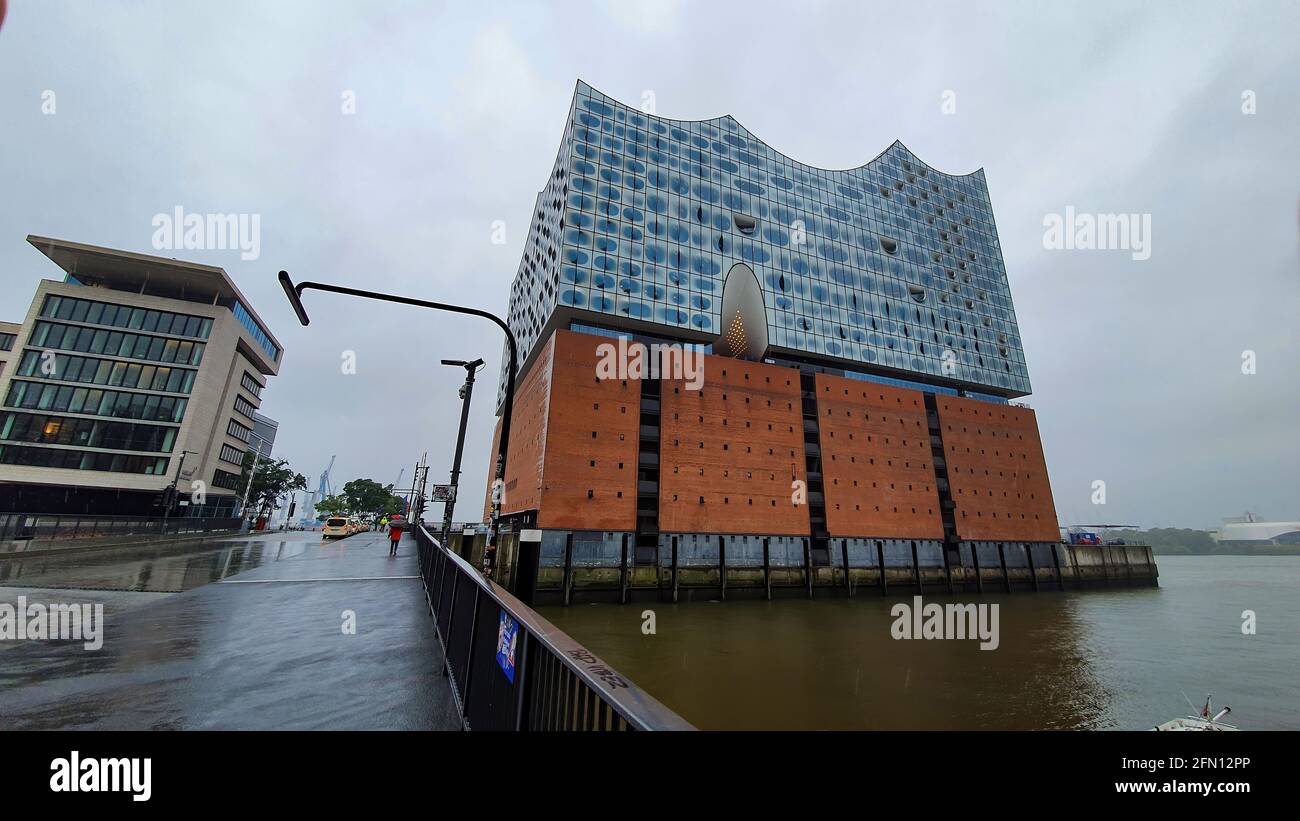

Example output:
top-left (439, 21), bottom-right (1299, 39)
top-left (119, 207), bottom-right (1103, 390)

top-left (0, 512), bottom-right (242, 544)
top-left (414, 523), bottom-right (693, 731)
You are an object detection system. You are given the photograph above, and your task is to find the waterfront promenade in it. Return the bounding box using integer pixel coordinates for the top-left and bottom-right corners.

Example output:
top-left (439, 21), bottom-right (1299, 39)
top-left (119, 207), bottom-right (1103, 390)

top-left (0, 530), bottom-right (458, 730)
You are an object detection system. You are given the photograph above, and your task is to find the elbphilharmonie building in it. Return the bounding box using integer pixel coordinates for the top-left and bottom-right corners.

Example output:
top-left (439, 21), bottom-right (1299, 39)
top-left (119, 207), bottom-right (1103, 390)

top-left (486, 81), bottom-right (1062, 600)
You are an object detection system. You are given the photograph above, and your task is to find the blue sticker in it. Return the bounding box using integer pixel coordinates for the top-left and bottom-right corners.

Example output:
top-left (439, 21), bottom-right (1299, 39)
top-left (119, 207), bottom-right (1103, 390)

top-left (496, 610), bottom-right (518, 684)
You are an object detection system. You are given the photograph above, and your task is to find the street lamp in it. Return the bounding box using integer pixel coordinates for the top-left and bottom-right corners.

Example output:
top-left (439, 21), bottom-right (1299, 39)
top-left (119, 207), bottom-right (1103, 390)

top-left (239, 439), bottom-right (269, 528)
top-left (278, 271), bottom-right (518, 575)
top-left (439, 357), bottom-right (484, 550)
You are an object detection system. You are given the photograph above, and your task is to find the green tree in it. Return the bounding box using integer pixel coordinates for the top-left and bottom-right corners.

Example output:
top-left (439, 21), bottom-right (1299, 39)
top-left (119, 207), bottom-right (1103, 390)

top-left (1123, 527), bottom-right (1218, 555)
top-left (341, 478), bottom-right (404, 517)
top-left (315, 494), bottom-right (348, 518)
top-left (382, 493), bottom-right (406, 516)
top-left (239, 452), bottom-right (308, 520)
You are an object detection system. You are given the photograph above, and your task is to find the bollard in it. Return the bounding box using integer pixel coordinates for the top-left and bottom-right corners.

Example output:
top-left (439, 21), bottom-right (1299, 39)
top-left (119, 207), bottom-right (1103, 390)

top-left (562, 532), bottom-right (574, 606)
top-left (620, 534), bottom-right (629, 605)
top-left (841, 540), bottom-right (852, 598)
top-left (762, 537), bottom-right (771, 601)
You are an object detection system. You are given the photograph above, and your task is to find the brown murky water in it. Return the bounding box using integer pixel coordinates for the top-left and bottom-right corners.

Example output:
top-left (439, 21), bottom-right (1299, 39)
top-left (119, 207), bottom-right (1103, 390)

top-left (541, 556), bottom-right (1300, 730)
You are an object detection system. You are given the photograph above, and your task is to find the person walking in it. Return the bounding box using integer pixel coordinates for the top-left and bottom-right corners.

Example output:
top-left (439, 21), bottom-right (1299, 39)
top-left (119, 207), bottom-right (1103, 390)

top-left (378, 515), bottom-right (388, 533)
top-left (387, 518), bottom-right (402, 556)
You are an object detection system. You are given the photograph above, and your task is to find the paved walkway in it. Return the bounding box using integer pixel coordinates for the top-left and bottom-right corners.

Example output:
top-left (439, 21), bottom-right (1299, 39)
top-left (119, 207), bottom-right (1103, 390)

top-left (0, 530), bottom-right (459, 730)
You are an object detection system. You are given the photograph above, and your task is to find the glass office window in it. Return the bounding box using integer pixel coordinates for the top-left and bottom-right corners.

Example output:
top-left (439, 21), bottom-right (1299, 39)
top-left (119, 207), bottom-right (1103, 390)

top-left (15, 351), bottom-right (196, 395)
top-left (30, 321), bottom-right (205, 367)
top-left (0, 411), bottom-right (178, 453)
top-left (0, 444), bottom-right (169, 475)
top-left (212, 468), bottom-right (242, 490)
top-left (40, 295), bottom-right (211, 340)
top-left (233, 301), bottom-right (280, 362)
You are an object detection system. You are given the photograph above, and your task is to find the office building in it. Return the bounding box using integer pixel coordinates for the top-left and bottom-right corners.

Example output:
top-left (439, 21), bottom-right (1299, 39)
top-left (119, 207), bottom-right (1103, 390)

top-left (0, 236), bottom-right (283, 516)
top-left (0, 321), bottom-right (20, 380)
top-left (249, 410), bottom-right (278, 459)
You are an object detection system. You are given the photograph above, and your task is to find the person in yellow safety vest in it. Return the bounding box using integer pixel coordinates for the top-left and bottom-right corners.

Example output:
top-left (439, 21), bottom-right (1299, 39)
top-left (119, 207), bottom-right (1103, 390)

top-left (378, 516), bottom-right (389, 533)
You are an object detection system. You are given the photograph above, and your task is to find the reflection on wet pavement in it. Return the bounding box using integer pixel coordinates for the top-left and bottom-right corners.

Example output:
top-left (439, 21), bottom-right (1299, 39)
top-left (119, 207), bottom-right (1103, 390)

top-left (0, 530), bottom-right (459, 730)
top-left (0, 532), bottom-right (316, 593)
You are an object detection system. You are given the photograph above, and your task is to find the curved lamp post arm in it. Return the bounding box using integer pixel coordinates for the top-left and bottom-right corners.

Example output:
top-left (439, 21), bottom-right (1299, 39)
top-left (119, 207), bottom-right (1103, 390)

top-left (278, 271), bottom-right (518, 571)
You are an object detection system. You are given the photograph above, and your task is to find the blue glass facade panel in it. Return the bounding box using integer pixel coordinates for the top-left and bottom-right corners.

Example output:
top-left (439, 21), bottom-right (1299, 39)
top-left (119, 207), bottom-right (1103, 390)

top-left (233, 301), bottom-right (281, 363)
top-left (501, 81), bottom-right (1031, 402)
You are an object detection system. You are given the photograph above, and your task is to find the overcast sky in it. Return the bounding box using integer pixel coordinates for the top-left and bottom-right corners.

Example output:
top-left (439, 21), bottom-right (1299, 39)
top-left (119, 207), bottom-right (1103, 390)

top-left (1, 0), bottom-right (1296, 530)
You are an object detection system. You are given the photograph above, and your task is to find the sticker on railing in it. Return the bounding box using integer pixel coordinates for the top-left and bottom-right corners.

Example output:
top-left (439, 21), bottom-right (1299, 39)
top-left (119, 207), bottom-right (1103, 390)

top-left (496, 610), bottom-right (518, 683)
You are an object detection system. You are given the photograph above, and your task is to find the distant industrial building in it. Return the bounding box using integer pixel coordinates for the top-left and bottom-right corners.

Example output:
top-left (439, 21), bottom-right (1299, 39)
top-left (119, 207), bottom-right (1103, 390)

top-left (1212, 513), bottom-right (1300, 548)
top-left (0, 235), bottom-right (283, 516)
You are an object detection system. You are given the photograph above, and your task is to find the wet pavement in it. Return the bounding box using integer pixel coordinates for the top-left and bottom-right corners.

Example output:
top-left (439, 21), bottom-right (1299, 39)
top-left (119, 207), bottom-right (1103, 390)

top-left (0, 530), bottom-right (460, 730)
top-left (0, 530), bottom-right (316, 593)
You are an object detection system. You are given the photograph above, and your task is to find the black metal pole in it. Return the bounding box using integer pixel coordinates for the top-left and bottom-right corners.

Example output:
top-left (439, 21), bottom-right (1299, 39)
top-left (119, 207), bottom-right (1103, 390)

top-left (417, 464), bottom-right (429, 526)
top-left (442, 362), bottom-right (478, 550)
top-left (162, 451), bottom-right (190, 521)
top-left (409, 459), bottom-right (419, 520)
top-left (278, 272), bottom-right (518, 575)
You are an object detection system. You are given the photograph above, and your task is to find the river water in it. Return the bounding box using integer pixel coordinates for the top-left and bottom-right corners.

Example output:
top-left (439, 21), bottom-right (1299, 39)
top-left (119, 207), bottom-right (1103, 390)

top-left (541, 556), bottom-right (1300, 730)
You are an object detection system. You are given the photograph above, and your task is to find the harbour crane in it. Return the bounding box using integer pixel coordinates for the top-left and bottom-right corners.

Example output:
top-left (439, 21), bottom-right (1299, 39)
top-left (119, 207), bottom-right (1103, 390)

top-left (319, 455), bottom-right (336, 498)
top-left (297, 455), bottom-right (336, 526)
top-left (312, 455), bottom-right (336, 508)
